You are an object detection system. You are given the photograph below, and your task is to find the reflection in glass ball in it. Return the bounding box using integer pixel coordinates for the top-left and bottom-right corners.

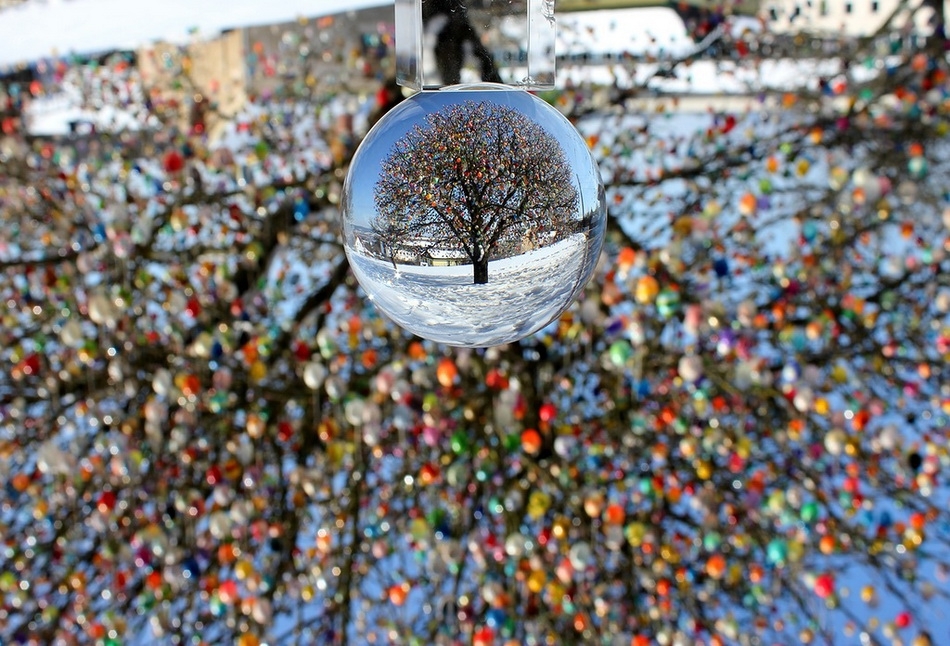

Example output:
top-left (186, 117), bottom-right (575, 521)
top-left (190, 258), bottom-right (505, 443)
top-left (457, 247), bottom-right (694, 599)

top-left (342, 83), bottom-right (606, 347)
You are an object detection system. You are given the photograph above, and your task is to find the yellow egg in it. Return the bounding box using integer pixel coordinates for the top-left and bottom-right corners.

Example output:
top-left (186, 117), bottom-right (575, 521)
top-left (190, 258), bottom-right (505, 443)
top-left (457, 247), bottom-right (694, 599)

top-left (527, 569), bottom-right (546, 594)
top-left (249, 360), bottom-right (267, 382)
top-left (552, 516), bottom-right (570, 540)
top-left (695, 460), bottom-right (712, 481)
top-left (527, 490), bottom-right (551, 520)
top-left (634, 275), bottom-right (660, 304)
top-left (235, 560), bottom-right (253, 580)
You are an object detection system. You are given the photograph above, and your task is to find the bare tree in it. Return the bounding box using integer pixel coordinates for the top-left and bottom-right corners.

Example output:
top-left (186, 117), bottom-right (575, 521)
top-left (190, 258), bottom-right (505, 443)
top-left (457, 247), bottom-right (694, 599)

top-left (372, 99), bottom-right (579, 283)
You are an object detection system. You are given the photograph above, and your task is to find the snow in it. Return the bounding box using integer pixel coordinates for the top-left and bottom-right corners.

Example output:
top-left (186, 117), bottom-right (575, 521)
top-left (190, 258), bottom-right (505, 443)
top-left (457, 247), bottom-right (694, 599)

top-left (2, 2), bottom-right (719, 73)
top-left (347, 234), bottom-right (596, 347)
top-left (556, 7), bottom-right (693, 58)
top-left (24, 76), bottom-right (150, 135)
top-left (0, 0), bottom-right (388, 67)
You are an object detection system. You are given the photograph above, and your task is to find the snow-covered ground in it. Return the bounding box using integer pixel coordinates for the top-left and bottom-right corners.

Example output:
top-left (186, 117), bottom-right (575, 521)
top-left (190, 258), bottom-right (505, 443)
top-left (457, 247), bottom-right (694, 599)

top-left (23, 68), bottom-right (154, 135)
top-left (348, 234), bottom-right (596, 347)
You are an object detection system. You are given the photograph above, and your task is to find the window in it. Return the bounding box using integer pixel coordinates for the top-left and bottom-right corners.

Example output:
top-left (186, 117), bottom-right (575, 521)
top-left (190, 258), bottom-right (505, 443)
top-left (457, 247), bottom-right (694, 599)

top-left (845, 1), bottom-right (853, 12)
top-left (871, 0), bottom-right (879, 10)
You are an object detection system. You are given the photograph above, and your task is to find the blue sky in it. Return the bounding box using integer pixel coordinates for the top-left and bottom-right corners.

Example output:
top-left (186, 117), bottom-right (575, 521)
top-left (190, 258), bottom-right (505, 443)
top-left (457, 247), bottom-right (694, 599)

top-left (346, 87), bottom-right (604, 232)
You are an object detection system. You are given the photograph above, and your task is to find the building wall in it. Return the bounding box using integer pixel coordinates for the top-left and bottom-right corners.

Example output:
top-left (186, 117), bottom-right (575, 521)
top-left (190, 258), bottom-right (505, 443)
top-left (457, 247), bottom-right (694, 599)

top-left (135, 5), bottom-right (394, 138)
top-left (137, 29), bottom-right (247, 137)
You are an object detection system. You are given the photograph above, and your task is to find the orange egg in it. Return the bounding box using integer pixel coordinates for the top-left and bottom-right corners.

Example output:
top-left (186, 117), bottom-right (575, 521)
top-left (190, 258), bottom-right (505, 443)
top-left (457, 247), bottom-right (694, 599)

top-left (634, 275), bottom-right (660, 304)
top-left (617, 246), bottom-right (637, 270)
top-left (146, 570), bottom-right (163, 591)
top-left (242, 342), bottom-right (259, 364)
top-left (573, 613), bottom-right (588, 632)
top-left (436, 358), bottom-right (457, 388)
top-left (407, 341), bottom-right (427, 361)
top-left (218, 543), bottom-right (237, 564)
top-left (749, 563), bottom-right (764, 584)
top-left (604, 503), bottom-right (625, 525)
top-left (361, 348), bottom-right (378, 369)
top-left (388, 583), bottom-right (409, 606)
top-left (738, 192), bottom-right (757, 216)
top-left (706, 553), bottom-right (726, 579)
top-left (11, 472), bottom-right (30, 492)
top-left (521, 429), bottom-right (542, 454)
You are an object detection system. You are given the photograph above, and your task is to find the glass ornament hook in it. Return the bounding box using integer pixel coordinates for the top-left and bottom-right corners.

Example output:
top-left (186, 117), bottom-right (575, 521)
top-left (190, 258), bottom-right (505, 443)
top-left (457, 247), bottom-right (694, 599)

top-left (395, 0), bottom-right (557, 90)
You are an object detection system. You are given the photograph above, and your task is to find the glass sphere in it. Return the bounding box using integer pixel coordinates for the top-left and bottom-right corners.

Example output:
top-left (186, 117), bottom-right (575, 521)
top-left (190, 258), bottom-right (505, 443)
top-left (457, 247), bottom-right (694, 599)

top-left (342, 83), bottom-right (606, 347)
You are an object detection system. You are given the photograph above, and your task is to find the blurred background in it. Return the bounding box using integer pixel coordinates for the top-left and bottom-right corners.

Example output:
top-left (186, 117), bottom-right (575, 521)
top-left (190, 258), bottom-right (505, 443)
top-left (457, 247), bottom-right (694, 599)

top-left (1, 0), bottom-right (949, 645)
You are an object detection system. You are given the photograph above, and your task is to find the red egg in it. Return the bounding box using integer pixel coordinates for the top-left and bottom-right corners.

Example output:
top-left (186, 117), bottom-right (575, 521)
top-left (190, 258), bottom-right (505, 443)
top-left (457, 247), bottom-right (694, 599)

top-left (814, 573), bottom-right (835, 598)
top-left (473, 627), bottom-right (494, 646)
top-left (163, 149), bottom-right (185, 173)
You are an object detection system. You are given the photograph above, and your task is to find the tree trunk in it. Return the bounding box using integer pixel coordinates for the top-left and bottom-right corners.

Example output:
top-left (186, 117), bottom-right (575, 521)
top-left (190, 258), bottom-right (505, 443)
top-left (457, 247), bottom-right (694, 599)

top-left (473, 258), bottom-right (489, 285)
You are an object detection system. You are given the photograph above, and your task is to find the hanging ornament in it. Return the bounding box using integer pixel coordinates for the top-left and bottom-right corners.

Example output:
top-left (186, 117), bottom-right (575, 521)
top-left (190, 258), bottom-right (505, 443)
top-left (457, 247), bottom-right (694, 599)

top-left (342, 0), bottom-right (606, 347)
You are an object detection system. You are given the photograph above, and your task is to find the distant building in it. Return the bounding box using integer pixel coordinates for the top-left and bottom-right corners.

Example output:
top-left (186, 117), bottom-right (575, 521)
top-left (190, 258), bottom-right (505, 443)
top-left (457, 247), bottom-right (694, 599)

top-left (426, 248), bottom-right (468, 267)
top-left (558, 0), bottom-right (942, 39)
top-left (761, 0), bottom-right (943, 36)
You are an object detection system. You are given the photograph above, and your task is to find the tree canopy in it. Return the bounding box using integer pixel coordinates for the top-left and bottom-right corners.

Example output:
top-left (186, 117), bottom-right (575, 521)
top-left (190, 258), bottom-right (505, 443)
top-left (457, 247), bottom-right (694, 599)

top-left (372, 99), bottom-right (579, 284)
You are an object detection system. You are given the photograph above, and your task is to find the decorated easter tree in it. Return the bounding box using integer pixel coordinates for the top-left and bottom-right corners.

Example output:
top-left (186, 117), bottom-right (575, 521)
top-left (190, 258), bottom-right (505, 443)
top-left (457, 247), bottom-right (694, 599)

top-left (1, 4), bottom-right (949, 646)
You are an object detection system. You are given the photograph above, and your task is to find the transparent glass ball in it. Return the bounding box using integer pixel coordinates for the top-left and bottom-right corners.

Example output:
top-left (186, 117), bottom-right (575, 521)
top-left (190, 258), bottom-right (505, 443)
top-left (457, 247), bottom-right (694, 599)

top-left (342, 83), bottom-right (606, 347)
